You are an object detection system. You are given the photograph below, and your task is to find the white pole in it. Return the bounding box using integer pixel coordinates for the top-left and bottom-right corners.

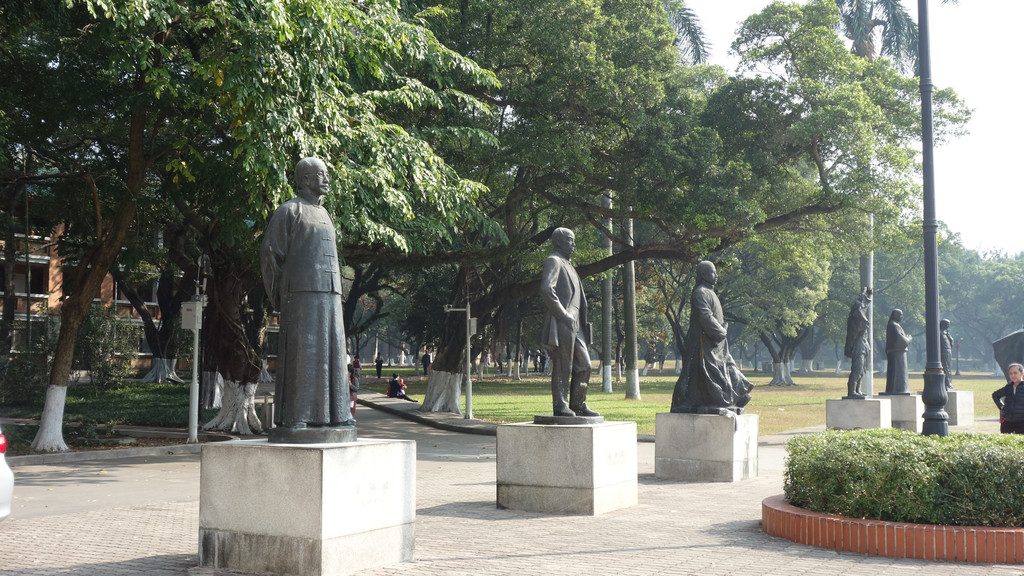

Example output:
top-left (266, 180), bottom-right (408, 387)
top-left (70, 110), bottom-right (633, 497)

top-left (188, 321), bottom-right (200, 443)
top-left (465, 301), bottom-right (473, 419)
top-left (187, 296), bottom-right (204, 444)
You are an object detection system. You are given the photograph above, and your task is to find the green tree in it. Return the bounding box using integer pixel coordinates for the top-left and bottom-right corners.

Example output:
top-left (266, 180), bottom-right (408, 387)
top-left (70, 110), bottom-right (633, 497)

top-left (404, 0), bottom-right (969, 412)
top-left (2, 0), bottom-right (497, 450)
top-left (718, 230), bottom-right (833, 386)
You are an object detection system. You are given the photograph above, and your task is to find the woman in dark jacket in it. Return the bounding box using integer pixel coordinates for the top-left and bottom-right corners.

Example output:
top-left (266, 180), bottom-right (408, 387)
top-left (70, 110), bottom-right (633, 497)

top-left (993, 363), bottom-right (1024, 433)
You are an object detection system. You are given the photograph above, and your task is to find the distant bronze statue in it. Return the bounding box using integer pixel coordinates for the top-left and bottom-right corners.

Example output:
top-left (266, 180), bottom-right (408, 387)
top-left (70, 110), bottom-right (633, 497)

top-left (539, 227), bottom-right (599, 418)
top-left (940, 318), bottom-right (955, 390)
top-left (844, 288), bottom-right (872, 399)
top-left (883, 309), bottom-right (912, 395)
top-left (260, 157), bottom-right (354, 441)
top-left (670, 261), bottom-right (752, 414)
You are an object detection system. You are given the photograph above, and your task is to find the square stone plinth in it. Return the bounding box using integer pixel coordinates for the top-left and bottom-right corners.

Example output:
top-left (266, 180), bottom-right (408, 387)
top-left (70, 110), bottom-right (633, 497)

top-left (946, 390), bottom-right (975, 426)
top-left (496, 421), bottom-right (637, 515)
top-left (199, 439), bottom-right (415, 576)
top-left (883, 394), bottom-right (924, 432)
top-left (826, 397), bottom-right (891, 430)
top-left (654, 413), bottom-right (758, 482)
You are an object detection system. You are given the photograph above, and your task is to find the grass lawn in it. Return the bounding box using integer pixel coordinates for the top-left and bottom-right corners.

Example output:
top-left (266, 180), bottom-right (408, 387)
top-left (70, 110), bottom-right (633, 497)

top-left (0, 369), bottom-right (1004, 452)
top-left (363, 368), bottom-right (1005, 436)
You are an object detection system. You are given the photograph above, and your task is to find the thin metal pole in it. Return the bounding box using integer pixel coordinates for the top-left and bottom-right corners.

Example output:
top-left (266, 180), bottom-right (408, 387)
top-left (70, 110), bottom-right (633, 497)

top-left (918, 0), bottom-right (948, 436)
top-left (465, 301), bottom-right (473, 419)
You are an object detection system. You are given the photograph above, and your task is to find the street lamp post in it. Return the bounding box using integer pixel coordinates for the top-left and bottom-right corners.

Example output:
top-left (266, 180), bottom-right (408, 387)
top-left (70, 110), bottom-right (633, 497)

top-left (918, 0), bottom-right (949, 436)
top-left (444, 303), bottom-right (476, 419)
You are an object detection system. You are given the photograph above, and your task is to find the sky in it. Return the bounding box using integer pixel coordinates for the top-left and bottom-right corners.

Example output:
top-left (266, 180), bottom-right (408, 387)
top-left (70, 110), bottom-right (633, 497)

top-left (683, 0), bottom-right (1021, 256)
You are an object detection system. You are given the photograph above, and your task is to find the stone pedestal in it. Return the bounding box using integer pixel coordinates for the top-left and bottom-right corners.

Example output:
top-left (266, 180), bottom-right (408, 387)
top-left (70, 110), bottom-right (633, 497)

top-left (496, 421), bottom-right (637, 515)
top-left (199, 439), bottom-right (415, 576)
top-left (885, 394), bottom-right (924, 433)
top-left (825, 397), bottom-right (891, 430)
top-left (654, 413), bottom-right (758, 482)
top-left (945, 390), bottom-right (975, 426)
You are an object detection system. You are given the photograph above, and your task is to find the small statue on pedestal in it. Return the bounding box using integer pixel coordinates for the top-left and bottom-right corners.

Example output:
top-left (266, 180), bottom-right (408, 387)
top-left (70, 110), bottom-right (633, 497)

top-left (670, 261), bottom-right (752, 415)
top-left (844, 288), bottom-right (872, 399)
top-left (883, 309), bottom-right (912, 395)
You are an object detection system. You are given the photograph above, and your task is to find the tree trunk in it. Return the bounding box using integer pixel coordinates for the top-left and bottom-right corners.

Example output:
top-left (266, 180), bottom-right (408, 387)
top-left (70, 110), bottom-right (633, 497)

top-left (622, 218), bottom-right (640, 399)
top-left (799, 358), bottom-right (814, 373)
top-left (202, 381), bottom-right (262, 435)
top-left (31, 385), bottom-right (69, 451)
top-left (203, 370), bottom-right (223, 408)
top-left (600, 193), bottom-right (614, 393)
top-left (419, 370), bottom-right (462, 413)
top-left (768, 361), bottom-right (795, 387)
top-left (0, 180), bottom-right (22, 376)
top-left (420, 283), bottom-right (469, 413)
top-left (32, 105), bottom-right (147, 452)
top-left (141, 357), bottom-right (185, 383)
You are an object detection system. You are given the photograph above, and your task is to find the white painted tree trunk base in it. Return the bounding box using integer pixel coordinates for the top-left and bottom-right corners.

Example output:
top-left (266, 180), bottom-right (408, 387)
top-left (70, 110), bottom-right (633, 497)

top-left (202, 381), bottom-right (262, 435)
top-left (31, 385), bottom-right (70, 452)
top-left (625, 369), bottom-right (641, 400)
top-left (202, 371), bottom-right (223, 409)
top-left (140, 357), bottom-right (185, 383)
top-left (768, 362), bottom-right (796, 386)
top-left (419, 370), bottom-right (462, 414)
top-left (799, 359), bottom-right (814, 373)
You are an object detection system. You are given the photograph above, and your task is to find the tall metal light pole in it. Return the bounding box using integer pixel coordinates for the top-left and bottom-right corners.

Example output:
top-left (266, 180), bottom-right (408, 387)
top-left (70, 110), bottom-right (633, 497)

top-left (918, 0), bottom-right (949, 436)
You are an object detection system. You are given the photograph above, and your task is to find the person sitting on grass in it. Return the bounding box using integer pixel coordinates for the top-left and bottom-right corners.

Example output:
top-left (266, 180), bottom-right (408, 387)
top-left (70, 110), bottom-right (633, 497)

top-left (387, 373), bottom-right (416, 402)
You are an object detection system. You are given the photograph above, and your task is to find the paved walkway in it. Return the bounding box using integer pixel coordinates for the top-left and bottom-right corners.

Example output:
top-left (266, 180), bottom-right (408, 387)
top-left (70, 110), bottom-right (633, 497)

top-left (1, 395), bottom-right (1016, 576)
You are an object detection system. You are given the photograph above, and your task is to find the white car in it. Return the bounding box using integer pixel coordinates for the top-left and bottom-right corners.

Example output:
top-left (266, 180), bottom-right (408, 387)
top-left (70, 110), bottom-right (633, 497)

top-left (0, 424), bottom-right (12, 520)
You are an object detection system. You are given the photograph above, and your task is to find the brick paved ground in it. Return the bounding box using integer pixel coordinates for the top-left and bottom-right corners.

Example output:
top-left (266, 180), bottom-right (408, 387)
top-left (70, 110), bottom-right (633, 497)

top-left (1, 399), bottom-right (1018, 576)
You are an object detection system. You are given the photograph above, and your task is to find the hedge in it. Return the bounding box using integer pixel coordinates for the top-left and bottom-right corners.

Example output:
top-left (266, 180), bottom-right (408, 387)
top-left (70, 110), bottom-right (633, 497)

top-left (785, 428), bottom-right (1024, 527)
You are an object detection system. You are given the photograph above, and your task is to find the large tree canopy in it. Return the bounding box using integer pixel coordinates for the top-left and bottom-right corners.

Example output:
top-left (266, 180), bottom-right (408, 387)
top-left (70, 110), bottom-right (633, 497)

top-left (1, 0), bottom-right (499, 449)
top-left (404, 0), bottom-right (969, 412)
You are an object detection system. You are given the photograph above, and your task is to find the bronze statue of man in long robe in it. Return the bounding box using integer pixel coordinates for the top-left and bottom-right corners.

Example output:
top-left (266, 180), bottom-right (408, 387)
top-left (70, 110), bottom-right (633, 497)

top-left (670, 261), bottom-right (752, 414)
top-left (260, 157), bottom-right (353, 430)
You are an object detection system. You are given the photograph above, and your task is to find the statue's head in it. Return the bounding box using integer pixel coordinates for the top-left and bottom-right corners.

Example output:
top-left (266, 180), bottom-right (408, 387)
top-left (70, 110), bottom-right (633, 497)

top-left (551, 227), bottom-right (576, 258)
top-left (696, 260), bottom-right (718, 286)
top-left (890, 308), bottom-right (903, 322)
top-left (295, 157), bottom-right (329, 197)
top-left (940, 318), bottom-right (950, 330)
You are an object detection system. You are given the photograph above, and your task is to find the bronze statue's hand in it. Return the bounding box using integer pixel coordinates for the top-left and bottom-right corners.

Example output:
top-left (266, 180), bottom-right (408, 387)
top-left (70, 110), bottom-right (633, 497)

top-left (562, 315), bottom-right (578, 335)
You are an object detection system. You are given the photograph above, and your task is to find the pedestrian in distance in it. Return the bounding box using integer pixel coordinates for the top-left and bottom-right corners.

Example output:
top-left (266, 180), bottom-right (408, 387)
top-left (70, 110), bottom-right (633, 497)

top-left (993, 363), bottom-right (1024, 434)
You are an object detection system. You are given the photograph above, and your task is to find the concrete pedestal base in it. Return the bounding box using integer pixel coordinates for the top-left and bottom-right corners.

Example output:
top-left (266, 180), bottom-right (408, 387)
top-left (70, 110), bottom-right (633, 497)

top-left (945, 390), bottom-right (975, 426)
top-left (885, 394), bottom-right (924, 432)
top-left (826, 397), bottom-right (892, 430)
top-left (199, 439), bottom-right (415, 576)
top-left (496, 421), bottom-right (637, 515)
top-left (654, 413), bottom-right (758, 482)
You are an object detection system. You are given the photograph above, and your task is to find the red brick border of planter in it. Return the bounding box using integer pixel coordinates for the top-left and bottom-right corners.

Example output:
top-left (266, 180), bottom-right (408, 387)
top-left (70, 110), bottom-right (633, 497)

top-left (762, 494), bottom-right (1024, 563)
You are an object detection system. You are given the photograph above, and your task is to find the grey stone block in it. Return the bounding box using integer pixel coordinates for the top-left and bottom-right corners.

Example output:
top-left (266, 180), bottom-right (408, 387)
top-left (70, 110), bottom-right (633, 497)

top-left (199, 439), bottom-right (415, 575)
top-left (654, 413), bottom-right (758, 482)
top-left (889, 394), bottom-right (924, 432)
top-left (496, 421), bottom-right (637, 515)
top-left (945, 390), bottom-right (975, 426)
top-left (825, 397), bottom-right (892, 430)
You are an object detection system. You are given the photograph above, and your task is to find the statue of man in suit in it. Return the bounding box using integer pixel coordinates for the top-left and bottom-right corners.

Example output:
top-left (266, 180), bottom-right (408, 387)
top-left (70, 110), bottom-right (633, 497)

top-left (540, 228), bottom-right (599, 417)
top-left (261, 157), bottom-right (354, 435)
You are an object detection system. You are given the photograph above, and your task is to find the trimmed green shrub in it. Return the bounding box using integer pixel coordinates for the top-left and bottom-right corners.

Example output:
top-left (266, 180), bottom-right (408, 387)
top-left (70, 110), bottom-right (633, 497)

top-left (785, 428), bottom-right (1024, 527)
